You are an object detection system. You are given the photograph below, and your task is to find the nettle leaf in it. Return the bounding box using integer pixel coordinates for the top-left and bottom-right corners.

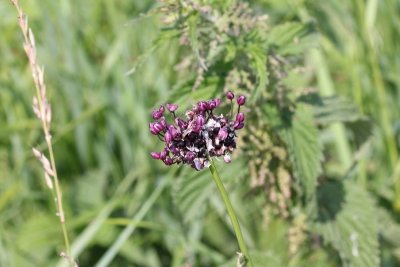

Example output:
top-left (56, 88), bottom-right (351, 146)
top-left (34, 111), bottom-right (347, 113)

top-left (297, 94), bottom-right (373, 147)
top-left (266, 22), bottom-right (318, 55)
top-left (246, 43), bottom-right (268, 103)
top-left (278, 104), bottom-right (323, 199)
top-left (297, 95), bottom-right (365, 125)
top-left (172, 159), bottom-right (247, 223)
top-left (315, 180), bottom-right (380, 267)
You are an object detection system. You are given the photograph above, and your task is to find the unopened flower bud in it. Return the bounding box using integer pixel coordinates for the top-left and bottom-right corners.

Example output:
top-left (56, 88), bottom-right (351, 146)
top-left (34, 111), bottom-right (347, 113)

top-left (149, 122), bottom-right (158, 135)
top-left (198, 101), bottom-right (208, 111)
top-left (164, 157), bottom-right (173, 165)
top-left (185, 151), bottom-right (196, 161)
top-left (164, 131), bottom-right (173, 143)
top-left (237, 95), bottom-right (246, 106)
top-left (208, 100), bottom-right (216, 110)
top-left (154, 122), bottom-right (165, 133)
top-left (234, 121), bottom-right (245, 129)
top-left (159, 105), bottom-right (165, 113)
top-left (236, 112), bottom-right (245, 123)
top-left (160, 118), bottom-right (167, 129)
top-left (150, 152), bottom-right (161, 159)
top-left (152, 110), bottom-right (163, 120)
top-left (166, 103), bottom-right (178, 112)
top-left (226, 91), bottom-right (234, 100)
top-left (193, 115), bottom-right (205, 132)
top-left (160, 150), bottom-right (167, 160)
top-left (223, 154), bottom-right (231, 163)
top-left (176, 118), bottom-right (187, 129)
top-left (215, 98), bottom-right (221, 107)
top-left (168, 125), bottom-right (178, 138)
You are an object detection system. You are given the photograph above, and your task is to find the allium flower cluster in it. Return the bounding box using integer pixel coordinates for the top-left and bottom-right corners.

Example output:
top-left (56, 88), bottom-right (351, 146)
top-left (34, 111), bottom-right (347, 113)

top-left (150, 92), bottom-right (246, 170)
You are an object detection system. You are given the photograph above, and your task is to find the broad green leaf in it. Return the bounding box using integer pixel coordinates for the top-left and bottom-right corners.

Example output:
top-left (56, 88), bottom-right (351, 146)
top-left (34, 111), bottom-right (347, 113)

top-left (315, 180), bottom-right (380, 267)
top-left (266, 22), bottom-right (318, 55)
top-left (278, 104), bottom-right (323, 199)
top-left (297, 95), bottom-right (365, 125)
top-left (246, 44), bottom-right (268, 103)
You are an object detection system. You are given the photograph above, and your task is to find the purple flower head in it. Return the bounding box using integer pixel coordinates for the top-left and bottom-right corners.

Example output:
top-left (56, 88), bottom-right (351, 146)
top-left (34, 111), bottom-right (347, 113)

top-left (237, 95), bottom-right (246, 106)
top-left (149, 95), bottom-right (246, 170)
top-left (166, 103), bottom-right (178, 112)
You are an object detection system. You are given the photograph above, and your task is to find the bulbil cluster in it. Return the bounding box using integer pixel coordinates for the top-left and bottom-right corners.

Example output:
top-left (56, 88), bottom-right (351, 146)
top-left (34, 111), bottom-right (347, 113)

top-left (150, 91), bottom-right (246, 170)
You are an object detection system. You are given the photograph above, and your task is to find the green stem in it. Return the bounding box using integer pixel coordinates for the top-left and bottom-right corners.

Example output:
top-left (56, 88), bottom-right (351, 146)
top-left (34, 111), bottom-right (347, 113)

top-left (208, 157), bottom-right (254, 267)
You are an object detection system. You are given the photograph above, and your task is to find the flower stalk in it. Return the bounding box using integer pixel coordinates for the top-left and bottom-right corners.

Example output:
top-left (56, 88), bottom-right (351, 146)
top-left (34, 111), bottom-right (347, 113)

top-left (11, 0), bottom-right (75, 266)
top-left (208, 156), bottom-right (254, 267)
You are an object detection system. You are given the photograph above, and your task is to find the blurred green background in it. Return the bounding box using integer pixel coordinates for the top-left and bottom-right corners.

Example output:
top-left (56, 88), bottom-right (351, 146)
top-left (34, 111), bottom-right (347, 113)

top-left (1, 0), bottom-right (399, 266)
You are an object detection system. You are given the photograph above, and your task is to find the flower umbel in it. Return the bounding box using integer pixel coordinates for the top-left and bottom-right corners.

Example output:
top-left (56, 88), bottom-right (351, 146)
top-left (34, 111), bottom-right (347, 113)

top-left (150, 93), bottom-right (246, 170)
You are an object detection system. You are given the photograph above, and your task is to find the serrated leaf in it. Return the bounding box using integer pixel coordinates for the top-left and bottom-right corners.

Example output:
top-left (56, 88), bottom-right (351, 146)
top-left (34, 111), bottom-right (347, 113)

top-left (266, 22), bottom-right (318, 55)
top-left (246, 44), bottom-right (268, 103)
top-left (278, 104), bottom-right (322, 199)
top-left (297, 95), bottom-right (365, 125)
top-left (315, 180), bottom-right (380, 267)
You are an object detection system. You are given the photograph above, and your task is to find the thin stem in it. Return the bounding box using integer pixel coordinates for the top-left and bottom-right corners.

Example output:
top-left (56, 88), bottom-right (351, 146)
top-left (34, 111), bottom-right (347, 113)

top-left (11, 1), bottom-right (74, 265)
top-left (207, 157), bottom-right (254, 267)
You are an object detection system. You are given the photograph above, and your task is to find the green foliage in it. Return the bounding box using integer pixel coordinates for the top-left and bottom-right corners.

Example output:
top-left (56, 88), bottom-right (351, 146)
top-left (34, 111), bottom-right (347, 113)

top-left (315, 179), bottom-right (380, 267)
top-left (278, 104), bottom-right (323, 200)
top-left (1, 0), bottom-right (399, 266)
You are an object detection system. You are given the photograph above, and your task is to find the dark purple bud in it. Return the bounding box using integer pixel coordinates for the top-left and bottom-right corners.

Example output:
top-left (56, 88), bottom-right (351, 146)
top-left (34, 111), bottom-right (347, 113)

top-left (166, 103), bottom-right (178, 112)
top-left (152, 110), bottom-right (163, 120)
top-left (149, 122), bottom-right (158, 135)
top-left (215, 98), bottom-right (221, 107)
top-left (185, 151), bottom-right (195, 161)
top-left (237, 95), bottom-right (246, 106)
top-left (150, 152), bottom-right (161, 159)
top-left (226, 91), bottom-right (234, 100)
top-left (217, 127), bottom-right (228, 141)
top-left (164, 157), bottom-right (173, 165)
top-left (176, 118), bottom-right (187, 129)
top-left (160, 150), bottom-right (167, 160)
top-left (193, 115), bottom-right (205, 132)
top-left (198, 101), bottom-right (208, 111)
top-left (164, 131), bottom-right (173, 143)
top-left (236, 112), bottom-right (245, 123)
top-left (168, 125), bottom-right (179, 138)
top-left (208, 100), bottom-right (216, 110)
top-left (159, 105), bottom-right (165, 113)
top-left (234, 121), bottom-right (245, 130)
top-left (160, 118), bottom-right (167, 129)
